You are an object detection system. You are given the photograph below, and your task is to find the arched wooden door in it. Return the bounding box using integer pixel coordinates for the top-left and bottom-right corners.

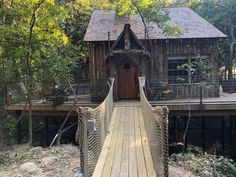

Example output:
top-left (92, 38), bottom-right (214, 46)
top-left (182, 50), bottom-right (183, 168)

top-left (118, 60), bottom-right (138, 99)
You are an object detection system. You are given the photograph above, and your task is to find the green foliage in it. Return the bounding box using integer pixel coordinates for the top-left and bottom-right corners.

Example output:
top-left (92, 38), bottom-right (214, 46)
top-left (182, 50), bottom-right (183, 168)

top-left (170, 147), bottom-right (236, 177)
top-left (177, 54), bottom-right (212, 84)
top-left (0, 0), bottom-right (79, 89)
top-left (109, 0), bottom-right (181, 36)
top-left (0, 111), bottom-right (16, 146)
top-left (191, 0), bottom-right (236, 77)
top-left (160, 0), bottom-right (236, 76)
top-left (0, 0), bottom-right (182, 91)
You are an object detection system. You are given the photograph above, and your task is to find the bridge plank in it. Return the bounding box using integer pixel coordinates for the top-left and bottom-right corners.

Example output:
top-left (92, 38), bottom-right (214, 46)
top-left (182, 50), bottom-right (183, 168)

top-left (120, 107), bottom-right (129, 177)
top-left (92, 107), bottom-right (118, 177)
top-left (135, 106), bottom-right (148, 177)
top-left (129, 106), bottom-right (138, 177)
top-left (138, 107), bottom-right (157, 177)
top-left (110, 107), bottom-right (125, 177)
top-left (100, 107), bottom-right (121, 177)
top-left (93, 103), bottom-right (156, 177)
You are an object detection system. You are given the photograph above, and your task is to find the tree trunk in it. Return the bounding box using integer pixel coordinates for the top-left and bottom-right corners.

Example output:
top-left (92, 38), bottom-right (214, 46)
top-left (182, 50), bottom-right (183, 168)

top-left (26, 0), bottom-right (45, 145)
top-left (228, 15), bottom-right (235, 80)
top-left (28, 91), bottom-right (33, 145)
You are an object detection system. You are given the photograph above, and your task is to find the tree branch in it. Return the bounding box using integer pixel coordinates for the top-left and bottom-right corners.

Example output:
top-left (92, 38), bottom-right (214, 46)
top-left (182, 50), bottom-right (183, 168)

top-left (130, 0), bottom-right (154, 77)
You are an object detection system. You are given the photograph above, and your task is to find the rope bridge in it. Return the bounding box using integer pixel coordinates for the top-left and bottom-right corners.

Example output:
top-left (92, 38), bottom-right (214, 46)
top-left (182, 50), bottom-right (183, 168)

top-left (75, 77), bottom-right (169, 177)
top-left (139, 77), bottom-right (169, 177)
top-left (76, 78), bottom-right (115, 176)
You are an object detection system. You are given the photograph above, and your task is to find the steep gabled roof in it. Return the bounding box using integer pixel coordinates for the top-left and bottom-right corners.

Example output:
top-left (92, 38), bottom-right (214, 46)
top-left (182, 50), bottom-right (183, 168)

top-left (84, 7), bottom-right (227, 42)
top-left (105, 24), bottom-right (150, 59)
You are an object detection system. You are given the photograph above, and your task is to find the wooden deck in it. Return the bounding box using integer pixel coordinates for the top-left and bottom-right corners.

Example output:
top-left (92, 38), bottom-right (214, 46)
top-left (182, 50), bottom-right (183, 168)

top-left (4, 95), bottom-right (100, 116)
top-left (93, 102), bottom-right (156, 177)
top-left (5, 93), bottom-right (236, 116)
top-left (151, 96), bottom-right (236, 116)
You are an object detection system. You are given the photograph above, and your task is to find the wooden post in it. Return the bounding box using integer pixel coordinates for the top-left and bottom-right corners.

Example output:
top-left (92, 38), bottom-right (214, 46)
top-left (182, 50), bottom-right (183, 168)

top-left (45, 116), bottom-right (49, 146)
top-left (83, 118), bottom-right (88, 177)
top-left (184, 116), bottom-right (188, 150)
top-left (200, 85), bottom-right (203, 104)
top-left (162, 106), bottom-right (169, 177)
top-left (221, 116), bottom-right (225, 155)
top-left (187, 44), bottom-right (191, 84)
top-left (229, 116), bottom-right (233, 157)
top-left (202, 116), bottom-right (206, 151)
top-left (16, 111), bottom-right (22, 144)
top-left (234, 116), bottom-right (236, 159)
top-left (177, 116), bottom-right (180, 141)
top-left (173, 116), bottom-right (177, 143)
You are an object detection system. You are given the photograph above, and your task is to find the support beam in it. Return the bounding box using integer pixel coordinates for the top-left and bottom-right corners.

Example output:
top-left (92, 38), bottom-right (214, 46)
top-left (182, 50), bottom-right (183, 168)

top-left (45, 116), bottom-right (49, 146)
top-left (221, 116), bottom-right (225, 155)
top-left (229, 116), bottom-right (233, 157)
top-left (16, 111), bottom-right (22, 144)
top-left (202, 116), bottom-right (206, 151)
top-left (184, 116), bottom-right (188, 150)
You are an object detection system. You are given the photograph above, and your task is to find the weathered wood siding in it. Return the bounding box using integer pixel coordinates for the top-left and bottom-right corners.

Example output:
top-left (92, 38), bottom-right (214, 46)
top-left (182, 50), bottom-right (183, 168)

top-left (148, 39), bottom-right (219, 80)
top-left (146, 38), bottom-right (220, 99)
top-left (88, 42), bottom-right (110, 80)
top-left (88, 38), bottom-right (220, 99)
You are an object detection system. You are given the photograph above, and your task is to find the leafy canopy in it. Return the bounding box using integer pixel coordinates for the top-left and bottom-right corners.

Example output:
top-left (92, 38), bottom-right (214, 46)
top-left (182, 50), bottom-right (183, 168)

top-left (0, 0), bottom-right (76, 88)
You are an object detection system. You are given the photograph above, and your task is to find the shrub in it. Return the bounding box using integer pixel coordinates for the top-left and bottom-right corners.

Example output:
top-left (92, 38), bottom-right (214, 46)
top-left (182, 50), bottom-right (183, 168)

top-left (0, 110), bottom-right (16, 147)
top-left (169, 147), bottom-right (236, 177)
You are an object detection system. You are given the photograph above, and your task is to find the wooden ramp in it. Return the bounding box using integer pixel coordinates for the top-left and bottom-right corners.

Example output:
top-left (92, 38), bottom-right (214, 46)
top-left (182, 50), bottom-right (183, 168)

top-left (93, 101), bottom-right (156, 177)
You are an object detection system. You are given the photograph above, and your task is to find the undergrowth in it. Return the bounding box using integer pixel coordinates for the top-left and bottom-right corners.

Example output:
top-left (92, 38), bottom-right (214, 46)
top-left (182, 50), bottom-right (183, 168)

top-left (169, 147), bottom-right (236, 177)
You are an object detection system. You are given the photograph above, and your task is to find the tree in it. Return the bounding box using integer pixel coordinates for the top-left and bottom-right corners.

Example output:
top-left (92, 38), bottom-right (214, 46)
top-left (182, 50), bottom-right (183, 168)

top-left (192, 0), bottom-right (236, 79)
top-left (165, 0), bottom-right (235, 79)
top-left (0, 0), bottom-right (78, 144)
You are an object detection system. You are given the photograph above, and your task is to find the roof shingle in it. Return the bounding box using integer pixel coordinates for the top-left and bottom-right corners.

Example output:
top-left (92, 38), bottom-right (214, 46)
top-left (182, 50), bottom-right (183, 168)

top-left (84, 7), bottom-right (226, 41)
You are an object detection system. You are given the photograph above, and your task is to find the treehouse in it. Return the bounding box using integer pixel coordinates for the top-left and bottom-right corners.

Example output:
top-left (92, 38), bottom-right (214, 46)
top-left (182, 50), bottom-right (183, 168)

top-left (84, 7), bottom-right (226, 101)
top-left (3, 7), bottom-right (236, 160)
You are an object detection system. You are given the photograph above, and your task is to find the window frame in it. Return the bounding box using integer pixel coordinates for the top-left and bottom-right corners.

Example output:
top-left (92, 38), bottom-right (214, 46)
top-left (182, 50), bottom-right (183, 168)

top-left (167, 55), bottom-right (212, 85)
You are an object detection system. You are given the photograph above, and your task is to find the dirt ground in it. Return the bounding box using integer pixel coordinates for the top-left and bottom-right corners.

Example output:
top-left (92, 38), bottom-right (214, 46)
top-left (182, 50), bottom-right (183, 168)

top-left (169, 166), bottom-right (196, 177)
top-left (0, 144), bottom-right (80, 177)
top-left (0, 144), bottom-right (195, 177)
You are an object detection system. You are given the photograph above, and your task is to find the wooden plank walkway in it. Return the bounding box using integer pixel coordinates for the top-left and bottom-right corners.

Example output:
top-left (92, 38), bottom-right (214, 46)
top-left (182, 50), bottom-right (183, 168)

top-left (93, 102), bottom-right (156, 177)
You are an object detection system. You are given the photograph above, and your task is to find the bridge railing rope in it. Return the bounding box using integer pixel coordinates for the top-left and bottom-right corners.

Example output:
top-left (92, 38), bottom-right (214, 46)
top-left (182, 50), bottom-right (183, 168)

top-left (75, 78), bottom-right (115, 177)
top-left (139, 77), bottom-right (169, 177)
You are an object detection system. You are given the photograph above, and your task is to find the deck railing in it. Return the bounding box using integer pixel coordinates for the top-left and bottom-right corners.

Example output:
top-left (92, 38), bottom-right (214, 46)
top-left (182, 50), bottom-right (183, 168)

top-left (146, 76), bottom-right (236, 103)
top-left (139, 77), bottom-right (169, 177)
top-left (146, 76), bottom-right (219, 101)
top-left (75, 78), bottom-right (115, 177)
top-left (4, 79), bottom-right (109, 104)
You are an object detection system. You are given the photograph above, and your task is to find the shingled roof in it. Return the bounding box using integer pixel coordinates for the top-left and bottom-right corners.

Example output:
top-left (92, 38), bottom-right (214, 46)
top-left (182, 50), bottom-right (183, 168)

top-left (84, 7), bottom-right (226, 42)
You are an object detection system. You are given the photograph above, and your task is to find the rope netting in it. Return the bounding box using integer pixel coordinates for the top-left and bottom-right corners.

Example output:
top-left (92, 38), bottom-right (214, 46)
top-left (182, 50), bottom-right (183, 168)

top-left (75, 78), bottom-right (115, 177)
top-left (139, 77), bottom-right (169, 177)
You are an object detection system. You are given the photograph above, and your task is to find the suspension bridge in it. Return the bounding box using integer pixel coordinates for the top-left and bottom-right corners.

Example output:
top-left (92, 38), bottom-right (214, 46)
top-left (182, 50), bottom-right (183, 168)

top-left (76, 77), bottom-right (169, 177)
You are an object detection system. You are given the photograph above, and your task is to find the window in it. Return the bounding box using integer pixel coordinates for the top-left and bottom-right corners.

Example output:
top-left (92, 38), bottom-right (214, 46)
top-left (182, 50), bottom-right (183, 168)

top-left (168, 57), bottom-right (188, 84)
top-left (124, 63), bottom-right (130, 70)
top-left (168, 56), bottom-right (212, 84)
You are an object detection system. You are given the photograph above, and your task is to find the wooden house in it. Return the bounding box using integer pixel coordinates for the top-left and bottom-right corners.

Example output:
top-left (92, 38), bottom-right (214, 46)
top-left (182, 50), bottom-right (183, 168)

top-left (84, 7), bottom-right (226, 100)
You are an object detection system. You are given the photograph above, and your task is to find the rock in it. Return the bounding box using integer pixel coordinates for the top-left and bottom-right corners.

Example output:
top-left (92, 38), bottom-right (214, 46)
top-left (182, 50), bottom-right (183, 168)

top-left (40, 156), bottom-right (57, 167)
top-left (169, 166), bottom-right (196, 177)
top-left (75, 171), bottom-right (83, 177)
top-left (31, 147), bottom-right (43, 151)
top-left (0, 171), bottom-right (11, 177)
top-left (19, 162), bottom-right (42, 175)
top-left (34, 174), bottom-right (47, 177)
top-left (69, 158), bottom-right (80, 172)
